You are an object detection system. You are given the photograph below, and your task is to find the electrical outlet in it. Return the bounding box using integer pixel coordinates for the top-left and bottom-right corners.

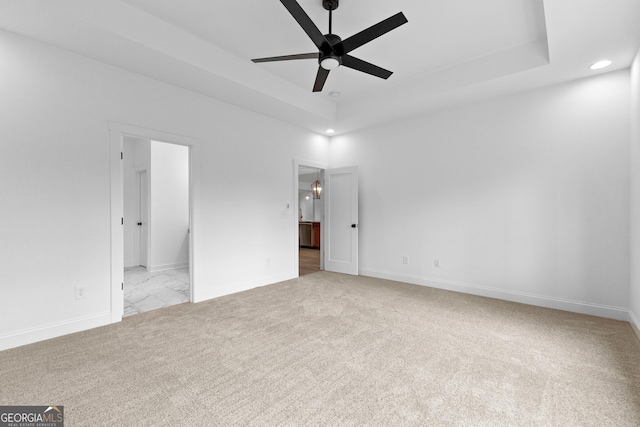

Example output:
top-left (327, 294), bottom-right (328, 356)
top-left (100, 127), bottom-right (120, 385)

top-left (75, 286), bottom-right (86, 299)
top-left (402, 256), bottom-right (409, 265)
top-left (434, 259), bottom-right (440, 268)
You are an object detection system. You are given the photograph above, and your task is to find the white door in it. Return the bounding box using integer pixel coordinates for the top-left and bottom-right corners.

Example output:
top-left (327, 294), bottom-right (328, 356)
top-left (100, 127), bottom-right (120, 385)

top-left (136, 170), bottom-right (149, 268)
top-left (324, 166), bottom-right (358, 275)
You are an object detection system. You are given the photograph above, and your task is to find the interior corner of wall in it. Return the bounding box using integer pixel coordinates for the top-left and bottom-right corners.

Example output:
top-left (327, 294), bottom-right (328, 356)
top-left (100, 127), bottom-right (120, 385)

top-left (627, 305), bottom-right (640, 341)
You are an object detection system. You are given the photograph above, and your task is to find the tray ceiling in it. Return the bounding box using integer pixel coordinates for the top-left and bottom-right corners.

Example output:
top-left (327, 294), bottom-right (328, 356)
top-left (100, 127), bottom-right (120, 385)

top-left (1, 0), bottom-right (639, 134)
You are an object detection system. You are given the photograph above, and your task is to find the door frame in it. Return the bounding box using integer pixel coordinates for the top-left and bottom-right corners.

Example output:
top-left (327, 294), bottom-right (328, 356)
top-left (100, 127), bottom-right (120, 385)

top-left (110, 122), bottom-right (200, 323)
top-left (294, 159), bottom-right (328, 277)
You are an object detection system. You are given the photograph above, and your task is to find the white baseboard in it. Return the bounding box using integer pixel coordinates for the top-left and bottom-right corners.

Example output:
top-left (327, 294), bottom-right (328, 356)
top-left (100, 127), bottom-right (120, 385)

top-left (4, 272), bottom-right (634, 351)
top-left (629, 310), bottom-right (640, 342)
top-left (360, 268), bottom-right (629, 321)
top-left (194, 271), bottom-right (295, 303)
top-left (148, 262), bottom-right (189, 272)
top-left (0, 312), bottom-right (112, 352)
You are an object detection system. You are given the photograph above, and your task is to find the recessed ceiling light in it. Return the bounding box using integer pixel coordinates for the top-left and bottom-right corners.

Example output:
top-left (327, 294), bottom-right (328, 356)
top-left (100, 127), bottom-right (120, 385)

top-left (329, 92), bottom-right (341, 98)
top-left (326, 129), bottom-right (335, 134)
top-left (590, 60), bottom-right (612, 70)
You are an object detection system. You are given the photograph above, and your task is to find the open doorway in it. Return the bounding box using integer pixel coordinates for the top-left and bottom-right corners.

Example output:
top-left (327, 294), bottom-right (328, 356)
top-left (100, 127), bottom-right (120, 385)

top-left (122, 137), bottom-right (190, 316)
top-left (298, 165), bottom-right (323, 276)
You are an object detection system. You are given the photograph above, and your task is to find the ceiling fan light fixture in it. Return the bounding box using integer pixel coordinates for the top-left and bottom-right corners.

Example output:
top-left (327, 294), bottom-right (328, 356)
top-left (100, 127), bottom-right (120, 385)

top-left (320, 57), bottom-right (340, 70)
top-left (312, 180), bottom-right (322, 199)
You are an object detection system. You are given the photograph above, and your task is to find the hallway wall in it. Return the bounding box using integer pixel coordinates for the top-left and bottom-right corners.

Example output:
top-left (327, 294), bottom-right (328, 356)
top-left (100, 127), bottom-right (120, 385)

top-left (149, 141), bottom-right (189, 271)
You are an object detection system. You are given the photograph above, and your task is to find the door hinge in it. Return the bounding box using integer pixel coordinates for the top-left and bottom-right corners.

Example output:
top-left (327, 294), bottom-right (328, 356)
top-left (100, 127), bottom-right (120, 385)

top-left (122, 283), bottom-right (124, 290)
top-left (121, 152), bottom-right (123, 160)
top-left (121, 217), bottom-right (124, 225)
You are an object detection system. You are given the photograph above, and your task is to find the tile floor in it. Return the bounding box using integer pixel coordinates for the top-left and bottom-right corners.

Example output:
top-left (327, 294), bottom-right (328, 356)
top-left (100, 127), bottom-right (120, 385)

top-left (124, 266), bottom-right (190, 317)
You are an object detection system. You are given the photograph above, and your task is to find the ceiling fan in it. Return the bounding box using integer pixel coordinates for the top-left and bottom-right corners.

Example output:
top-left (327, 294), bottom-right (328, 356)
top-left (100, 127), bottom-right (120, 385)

top-left (252, 0), bottom-right (408, 92)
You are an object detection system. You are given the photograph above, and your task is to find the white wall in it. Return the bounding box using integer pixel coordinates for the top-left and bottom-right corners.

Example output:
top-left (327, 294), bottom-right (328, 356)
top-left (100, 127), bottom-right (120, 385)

top-left (299, 190), bottom-right (313, 222)
top-left (149, 141), bottom-right (189, 271)
top-left (630, 49), bottom-right (640, 338)
top-left (299, 175), bottom-right (324, 222)
top-left (299, 181), bottom-right (314, 221)
top-left (331, 70), bottom-right (631, 320)
top-left (0, 31), bottom-right (329, 350)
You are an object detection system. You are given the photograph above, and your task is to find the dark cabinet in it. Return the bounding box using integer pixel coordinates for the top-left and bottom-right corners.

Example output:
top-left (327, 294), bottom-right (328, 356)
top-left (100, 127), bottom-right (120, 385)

top-left (299, 222), bottom-right (321, 248)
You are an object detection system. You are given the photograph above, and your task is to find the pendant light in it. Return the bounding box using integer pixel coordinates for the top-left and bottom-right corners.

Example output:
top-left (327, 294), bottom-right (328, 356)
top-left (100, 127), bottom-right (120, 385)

top-left (311, 170), bottom-right (322, 199)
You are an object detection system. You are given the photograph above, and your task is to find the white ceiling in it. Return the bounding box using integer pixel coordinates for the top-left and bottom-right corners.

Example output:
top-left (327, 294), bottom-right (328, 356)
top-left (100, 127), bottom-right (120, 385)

top-left (1, 0), bottom-right (639, 135)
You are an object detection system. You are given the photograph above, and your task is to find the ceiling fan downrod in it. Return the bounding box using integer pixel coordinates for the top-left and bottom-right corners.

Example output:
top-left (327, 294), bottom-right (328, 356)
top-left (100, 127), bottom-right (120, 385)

top-left (325, 0), bottom-right (338, 33)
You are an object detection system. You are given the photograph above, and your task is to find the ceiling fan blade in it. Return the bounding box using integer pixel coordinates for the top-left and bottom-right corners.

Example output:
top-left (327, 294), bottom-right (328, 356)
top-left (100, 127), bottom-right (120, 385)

top-left (281, 0), bottom-right (331, 51)
top-left (313, 67), bottom-right (330, 92)
top-left (252, 53), bottom-right (319, 63)
top-left (337, 12), bottom-right (408, 54)
top-left (342, 55), bottom-right (393, 79)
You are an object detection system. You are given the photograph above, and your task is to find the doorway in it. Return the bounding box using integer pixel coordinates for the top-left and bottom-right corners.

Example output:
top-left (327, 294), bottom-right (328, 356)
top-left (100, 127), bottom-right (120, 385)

top-left (122, 137), bottom-right (190, 316)
top-left (298, 165), bottom-right (323, 276)
top-left (110, 122), bottom-right (199, 322)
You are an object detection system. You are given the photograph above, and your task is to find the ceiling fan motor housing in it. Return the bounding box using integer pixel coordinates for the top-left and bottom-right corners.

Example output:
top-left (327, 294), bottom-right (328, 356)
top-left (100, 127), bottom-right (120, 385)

top-left (319, 33), bottom-right (343, 69)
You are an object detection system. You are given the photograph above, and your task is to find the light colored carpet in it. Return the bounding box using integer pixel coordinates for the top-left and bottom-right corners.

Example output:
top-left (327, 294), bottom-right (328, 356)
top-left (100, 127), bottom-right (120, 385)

top-left (1, 272), bottom-right (639, 426)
